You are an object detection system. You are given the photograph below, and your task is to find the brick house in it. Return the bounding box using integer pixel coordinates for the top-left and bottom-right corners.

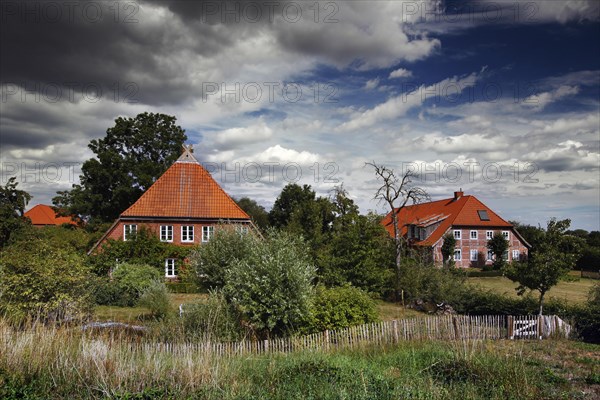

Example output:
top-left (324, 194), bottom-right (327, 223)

top-left (381, 191), bottom-right (530, 267)
top-left (89, 146), bottom-right (252, 277)
top-left (24, 204), bottom-right (78, 227)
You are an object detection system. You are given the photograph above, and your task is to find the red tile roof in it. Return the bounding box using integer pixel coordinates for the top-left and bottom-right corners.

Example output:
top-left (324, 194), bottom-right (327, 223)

top-left (24, 204), bottom-right (78, 226)
top-left (120, 154), bottom-right (250, 220)
top-left (381, 193), bottom-right (512, 246)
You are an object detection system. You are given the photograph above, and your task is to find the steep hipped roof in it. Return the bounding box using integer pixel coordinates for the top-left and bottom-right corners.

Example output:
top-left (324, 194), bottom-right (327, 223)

top-left (24, 204), bottom-right (77, 226)
top-left (381, 194), bottom-right (513, 246)
top-left (120, 148), bottom-right (249, 220)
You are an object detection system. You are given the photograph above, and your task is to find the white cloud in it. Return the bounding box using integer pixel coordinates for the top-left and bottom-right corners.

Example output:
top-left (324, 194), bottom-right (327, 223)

top-left (389, 68), bottom-right (413, 79)
top-left (364, 78), bottom-right (380, 90)
top-left (411, 132), bottom-right (509, 154)
top-left (240, 145), bottom-right (321, 166)
top-left (523, 85), bottom-right (580, 111)
top-left (522, 140), bottom-right (600, 171)
top-left (337, 70), bottom-right (482, 132)
top-left (214, 119), bottom-right (273, 149)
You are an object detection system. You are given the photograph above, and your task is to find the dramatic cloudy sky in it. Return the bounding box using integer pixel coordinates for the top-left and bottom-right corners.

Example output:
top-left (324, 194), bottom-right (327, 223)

top-left (1, 0), bottom-right (599, 230)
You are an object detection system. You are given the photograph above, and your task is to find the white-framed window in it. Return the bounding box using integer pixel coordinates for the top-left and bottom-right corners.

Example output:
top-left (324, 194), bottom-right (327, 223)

top-left (236, 225), bottom-right (249, 235)
top-left (502, 231), bottom-right (510, 240)
top-left (453, 249), bottom-right (462, 261)
top-left (486, 231), bottom-right (494, 240)
top-left (487, 250), bottom-right (494, 261)
top-left (470, 230), bottom-right (478, 240)
top-left (123, 224), bottom-right (137, 241)
top-left (453, 230), bottom-right (461, 240)
top-left (160, 225), bottom-right (173, 242)
top-left (512, 249), bottom-right (520, 261)
top-left (165, 258), bottom-right (176, 277)
top-left (181, 225), bottom-right (194, 242)
top-left (202, 226), bottom-right (214, 242)
top-left (470, 250), bottom-right (478, 261)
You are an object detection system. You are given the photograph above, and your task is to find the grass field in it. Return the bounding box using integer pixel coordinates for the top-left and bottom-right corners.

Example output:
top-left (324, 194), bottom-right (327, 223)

top-left (467, 273), bottom-right (597, 304)
top-left (1, 317), bottom-right (598, 399)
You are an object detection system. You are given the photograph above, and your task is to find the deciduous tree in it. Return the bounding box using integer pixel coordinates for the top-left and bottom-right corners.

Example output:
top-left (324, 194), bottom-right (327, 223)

top-left (503, 219), bottom-right (583, 315)
top-left (0, 177), bottom-right (31, 247)
top-left (53, 112), bottom-right (186, 225)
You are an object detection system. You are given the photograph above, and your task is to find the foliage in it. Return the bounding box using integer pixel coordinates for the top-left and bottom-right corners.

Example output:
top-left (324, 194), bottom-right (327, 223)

top-left (487, 232), bottom-right (509, 270)
top-left (223, 230), bottom-right (315, 336)
top-left (137, 281), bottom-right (172, 319)
top-left (189, 226), bottom-right (259, 290)
top-left (441, 233), bottom-right (456, 268)
top-left (576, 246), bottom-right (600, 272)
top-left (88, 226), bottom-right (190, 276)
top-left (317, 209), bottom-right (395, 295)
top-left (235, 197), bottom-right (269, 231)
top-left (13, 225), bottom-right (94, 254)
top-left (269, 183), bottom-right (334, 256)
top-left (503, 219), bottom-right (583, 315)
top-left (398, 259), bottom-right (467, 305)
top-left (108, 263), bottom-right (163, 307)
top-left (0, 237), bottom-right (93, 322)
top-left (0, 177), bottom-right (31, 248)
top-left (308, 285), bottom-right (379, 331)
top-left (569, 283), bottom-right (600, 343)
top-left (53, 112), bottom-right (187, 224)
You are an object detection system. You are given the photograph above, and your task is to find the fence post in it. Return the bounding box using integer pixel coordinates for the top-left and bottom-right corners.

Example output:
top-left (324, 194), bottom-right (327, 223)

top-left (392, 320), bottom-right (399, 343)
top-left (324, 329), bottom-right (330, 351)
top-left (507, 316), bottom-right (514, 339)
top-left (537, 315), bottom-right (543, 340)
top-left (264, 339), bottom-right (269, 353)
top-left (452, 317), bottom-right (459, 340)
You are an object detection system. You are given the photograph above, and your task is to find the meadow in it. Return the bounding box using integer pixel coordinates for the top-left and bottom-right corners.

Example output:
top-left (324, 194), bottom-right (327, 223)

top-left (1, 317), bottom-right (598, 400)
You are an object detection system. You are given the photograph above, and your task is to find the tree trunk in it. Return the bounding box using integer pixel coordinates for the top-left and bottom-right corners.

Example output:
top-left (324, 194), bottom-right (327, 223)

top-left (538, 291), bottom-right (545, 316)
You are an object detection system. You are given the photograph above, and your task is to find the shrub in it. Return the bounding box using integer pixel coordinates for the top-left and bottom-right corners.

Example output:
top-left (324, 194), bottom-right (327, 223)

top-left (224, 230), bottom-right (315, 336)
top-left (398, 260), bottom-right (467, 307)
top-left (189, 226), bottom-right (259, 290)
top-left (110, 263), bottom-right (162, 306)
top-left (0, 238), bottom-right (93, 322)
top-left (309, 285), bottom-right (379, 331)
top-left (138, 281), bottom-right (171, 319)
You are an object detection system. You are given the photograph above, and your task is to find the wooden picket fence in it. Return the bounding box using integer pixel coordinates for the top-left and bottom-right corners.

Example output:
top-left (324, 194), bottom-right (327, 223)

top-left (124, 315), bottom-right (570, 358)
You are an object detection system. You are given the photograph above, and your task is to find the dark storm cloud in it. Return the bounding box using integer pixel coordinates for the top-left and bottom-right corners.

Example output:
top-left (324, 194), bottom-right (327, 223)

top-left (0, 0), bottom-right (242, 106)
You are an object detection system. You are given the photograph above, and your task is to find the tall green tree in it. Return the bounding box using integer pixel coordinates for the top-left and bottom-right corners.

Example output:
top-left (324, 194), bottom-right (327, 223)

top-left (269, 183), bottom-right (334, 255)
top-left (235, 197), bottom-right (269, 231)
top-left (317, 186), bottom-right (394, 294)
top-left (0, 177), bottom-right (31, 247)
top-left (487, 232), bottom-right (509, 270)
top-left (503, 219), bottom-right (583, 315)
top-left (441, 234), bottom-right (456, 268)
top-left (53, 112), bottom-right (187, 225)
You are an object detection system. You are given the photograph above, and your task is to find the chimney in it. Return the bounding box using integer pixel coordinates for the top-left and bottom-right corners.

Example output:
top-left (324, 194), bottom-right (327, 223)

top-left (454, 188), bottom-right (464, 201)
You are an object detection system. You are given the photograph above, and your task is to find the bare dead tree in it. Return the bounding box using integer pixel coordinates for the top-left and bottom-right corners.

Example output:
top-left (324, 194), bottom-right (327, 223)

top-left (367, 162), bottom-right (430, 300)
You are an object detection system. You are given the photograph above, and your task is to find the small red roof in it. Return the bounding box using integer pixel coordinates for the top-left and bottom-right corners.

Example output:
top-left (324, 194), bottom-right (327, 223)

top-left (24, 204), bottom-right (78, 226)
top-left (120, 148), bottom-right (249, 220)
top-left (381, 193), bottom-right (512, 246)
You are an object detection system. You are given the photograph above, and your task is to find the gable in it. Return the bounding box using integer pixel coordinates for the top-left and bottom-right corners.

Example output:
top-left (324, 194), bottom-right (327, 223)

top-left (120, 159), bottom-right (249, 220)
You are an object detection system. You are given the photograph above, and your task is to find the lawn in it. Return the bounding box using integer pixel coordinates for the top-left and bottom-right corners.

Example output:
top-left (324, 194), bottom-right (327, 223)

top-left (95, 293), bottom-right (207, 322)
top-left (467, 272), bottom-right (597, 304)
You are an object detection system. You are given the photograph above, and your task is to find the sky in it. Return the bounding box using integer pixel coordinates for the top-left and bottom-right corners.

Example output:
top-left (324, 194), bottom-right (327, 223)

top-left (1, 0), bottom-right (599, 231)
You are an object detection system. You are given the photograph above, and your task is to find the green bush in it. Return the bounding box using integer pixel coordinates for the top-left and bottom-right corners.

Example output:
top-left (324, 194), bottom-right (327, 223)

top-left (309, 285), bottom-right (379, 331)
top-left (224, 230), bottom-right (315, 336)
top-left (165, 282), bottom-right (199, 294)
top-left (398, 260), bottom-right (468, 306)
top-left (108, 263), bottom-right (162, 306)
top-left (189, 226), bottom-right (258, 290)
top-left (0, 238), bottom-right (93, 323)
top-left (138, 281), bottom-right (172, 319)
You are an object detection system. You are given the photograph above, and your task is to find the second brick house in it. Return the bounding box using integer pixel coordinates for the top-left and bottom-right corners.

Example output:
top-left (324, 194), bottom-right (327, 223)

top-left (381, 190), bottom-right (530, 267)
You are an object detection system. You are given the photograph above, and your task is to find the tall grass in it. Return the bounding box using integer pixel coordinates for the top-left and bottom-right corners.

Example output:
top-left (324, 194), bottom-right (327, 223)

top-left (0, 318), bottom-right (590, 399)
